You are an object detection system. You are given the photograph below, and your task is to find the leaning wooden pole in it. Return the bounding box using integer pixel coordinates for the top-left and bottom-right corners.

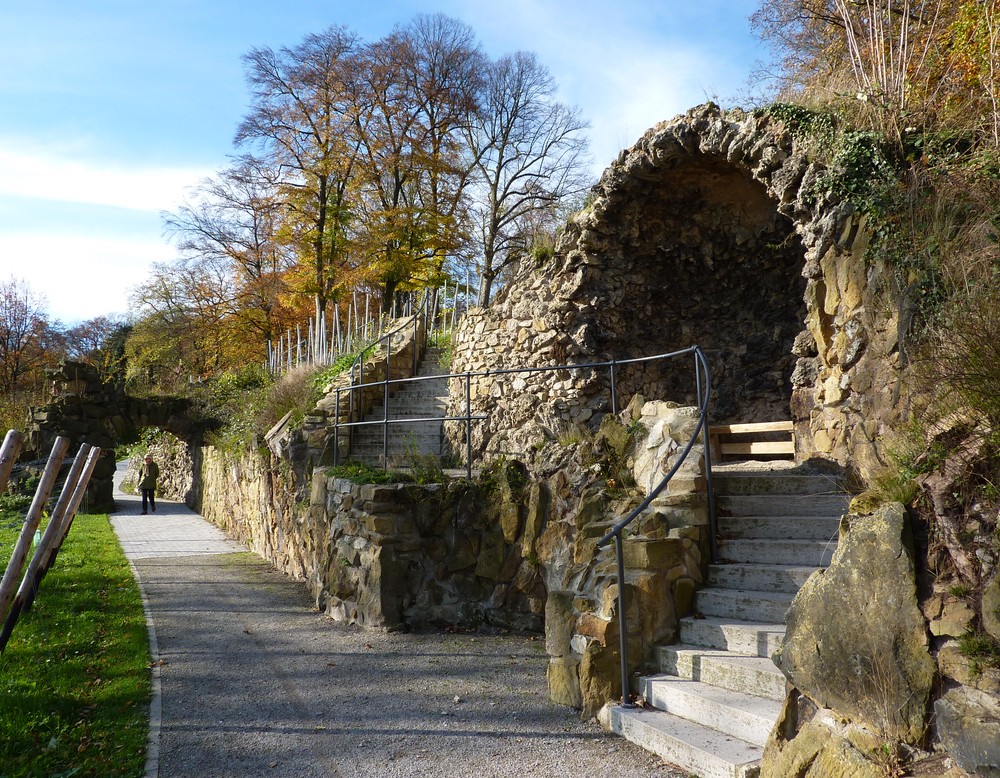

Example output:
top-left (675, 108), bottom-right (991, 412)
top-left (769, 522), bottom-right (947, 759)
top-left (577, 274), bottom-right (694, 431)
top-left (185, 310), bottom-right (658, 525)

top-left (0, 430), bottom-right (23, 494)
top-left (0, 436), bottom-right (70, 626)
top-left (31, 443), bottom-right (94, 578)
top-left (51, 446), bottom-right (102, 559)
top-left (0, 444), bottom-right (95, 651)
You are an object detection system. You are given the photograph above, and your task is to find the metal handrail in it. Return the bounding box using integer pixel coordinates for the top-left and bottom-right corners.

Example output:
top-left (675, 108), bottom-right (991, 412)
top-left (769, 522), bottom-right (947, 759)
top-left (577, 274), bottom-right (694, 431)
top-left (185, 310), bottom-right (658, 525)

top-left (333, 345), bottom-right (715, 485)
top-left (595, 345), bottom-right (714, 709)
top-left (332, 342), bottom-right (717, 706)
top-left (338, 291), bottom-right (433, 465)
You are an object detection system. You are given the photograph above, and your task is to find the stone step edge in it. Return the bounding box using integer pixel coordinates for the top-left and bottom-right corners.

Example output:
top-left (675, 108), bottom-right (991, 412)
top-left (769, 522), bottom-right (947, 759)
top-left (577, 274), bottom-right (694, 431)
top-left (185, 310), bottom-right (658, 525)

top-left (654, 644), bottom-right (786, 702)
top-left (637, 675), bottom-right (782, 745)
top-left (707, 562), bottom-right (825, 594)
top-left (678, 615), bottom-right (785, 655)
top-left (610, 706), bottom-right (763, 778)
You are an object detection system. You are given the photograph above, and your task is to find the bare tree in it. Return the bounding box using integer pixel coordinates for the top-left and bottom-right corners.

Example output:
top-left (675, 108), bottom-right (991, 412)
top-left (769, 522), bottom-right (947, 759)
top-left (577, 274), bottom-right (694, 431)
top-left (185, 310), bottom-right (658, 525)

top-left (833, 0), bottom-right (946, 135)
top-left (467, 51), bottom-right (591, 306)
top-left (0, 277), bottom-right (62, 430)
top-left (64, 314), bottom-right (130, 384)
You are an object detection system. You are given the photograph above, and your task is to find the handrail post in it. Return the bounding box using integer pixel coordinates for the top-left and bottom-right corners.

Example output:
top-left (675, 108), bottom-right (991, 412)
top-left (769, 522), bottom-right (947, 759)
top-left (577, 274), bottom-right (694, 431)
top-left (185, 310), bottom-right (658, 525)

top-left (615, 532), bottom-right (635, 708)
top-left (383, 334), bottom-right (392, 467)
top-left (610, 360), bottom-right (618, 415)
top-left (333, 389), bottom-right (341, 467)
top-left (465, 372), bottom-right (472, 480)
top-left (412, 309), bottom-right (418, 376)
top-left (357, 356), bottom-right (364, 422)
top-left (696, 348), bottom-right (719, 565)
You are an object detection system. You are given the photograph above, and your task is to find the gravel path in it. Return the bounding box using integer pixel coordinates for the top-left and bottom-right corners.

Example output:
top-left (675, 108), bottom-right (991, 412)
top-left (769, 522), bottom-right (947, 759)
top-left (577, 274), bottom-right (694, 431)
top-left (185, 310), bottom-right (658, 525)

top-left (111, 470), bottom-right (686, 778)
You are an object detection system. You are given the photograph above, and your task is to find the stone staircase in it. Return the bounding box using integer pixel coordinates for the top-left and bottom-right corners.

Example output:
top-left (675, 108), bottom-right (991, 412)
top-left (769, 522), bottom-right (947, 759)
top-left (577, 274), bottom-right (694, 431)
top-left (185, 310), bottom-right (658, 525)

top-left (611, 463), bottom-right (851, 778)
top-left (347, 346), bottom-right (449, 467)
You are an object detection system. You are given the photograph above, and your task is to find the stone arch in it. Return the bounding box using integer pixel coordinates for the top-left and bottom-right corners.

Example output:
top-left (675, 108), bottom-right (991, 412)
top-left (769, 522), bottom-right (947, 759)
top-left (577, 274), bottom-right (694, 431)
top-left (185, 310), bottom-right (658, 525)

top-left (25, 360), bottom-right (206, 512)
top-left (450, 103), bottom-right (901, 476)
top-left (569, 141), bottom-right (808, 422)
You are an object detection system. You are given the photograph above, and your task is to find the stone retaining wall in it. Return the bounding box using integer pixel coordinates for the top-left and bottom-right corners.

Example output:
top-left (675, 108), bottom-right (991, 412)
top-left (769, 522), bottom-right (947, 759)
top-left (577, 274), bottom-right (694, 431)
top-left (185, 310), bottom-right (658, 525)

top-left (192, 399), bottom-right (707, 716)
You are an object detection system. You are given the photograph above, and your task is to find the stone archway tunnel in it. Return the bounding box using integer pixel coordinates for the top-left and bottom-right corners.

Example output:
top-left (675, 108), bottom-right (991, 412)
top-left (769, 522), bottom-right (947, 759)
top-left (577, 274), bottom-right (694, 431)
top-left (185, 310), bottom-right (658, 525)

top-left (24, 361), bottom-right (206, 513)
top-left (450, 103), bottom-right (904, 477)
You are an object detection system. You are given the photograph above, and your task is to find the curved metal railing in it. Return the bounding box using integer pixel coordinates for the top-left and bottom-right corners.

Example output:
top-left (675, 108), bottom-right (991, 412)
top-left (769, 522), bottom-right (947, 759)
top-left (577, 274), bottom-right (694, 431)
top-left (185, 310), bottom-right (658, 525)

top-left (595, 344), bottom-right (715, 708)
top-left (331, 342), bottom-right (717, 705)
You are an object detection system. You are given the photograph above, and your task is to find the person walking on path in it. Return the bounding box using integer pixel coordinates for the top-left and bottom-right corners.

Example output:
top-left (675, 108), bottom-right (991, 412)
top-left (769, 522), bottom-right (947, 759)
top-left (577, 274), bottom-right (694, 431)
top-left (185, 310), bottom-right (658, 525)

top-left (138, 454), bottom-right (159, 515)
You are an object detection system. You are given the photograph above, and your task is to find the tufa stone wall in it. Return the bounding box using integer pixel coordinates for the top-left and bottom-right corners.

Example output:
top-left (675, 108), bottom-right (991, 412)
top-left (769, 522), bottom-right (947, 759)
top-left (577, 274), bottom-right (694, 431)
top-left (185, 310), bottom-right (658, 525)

top-left (448, 103), bottom-right (907, 481)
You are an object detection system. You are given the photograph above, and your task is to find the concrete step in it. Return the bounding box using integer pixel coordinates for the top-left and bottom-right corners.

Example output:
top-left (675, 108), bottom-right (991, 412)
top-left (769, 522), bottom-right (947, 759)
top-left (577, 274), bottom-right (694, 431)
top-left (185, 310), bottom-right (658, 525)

top-left (610, 706), bottom-right (763, 778)
top-left (352, 429), bottom-right (442, 443)
top-left (679, 615), bottom-right (785, 657)
top-left (694, 588), bottom-right (794, 624)
top-left (716, 493), bottom-right (851, 517)
top-left (637, 675), bottom-right (782, 745)
top-left (375, 385), bottom-right (448, 400)
top-left (718, 515), bottom-right (841, 541)
top-left (365, 406), bottom-right (448, 419)
top-left (717, 538), bottom-right (836, 567)
top-left (708, 563), bottom-right (821, 594)
top-left (655, 645), bottom-right (786, 701)
top-left (712, 471), bottom-right (844, 496)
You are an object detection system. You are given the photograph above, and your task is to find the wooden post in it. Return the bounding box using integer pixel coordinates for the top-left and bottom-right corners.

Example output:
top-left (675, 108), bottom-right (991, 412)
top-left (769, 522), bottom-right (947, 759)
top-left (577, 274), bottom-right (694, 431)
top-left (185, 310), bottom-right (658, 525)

top-left (0, 436), bottom-right (70, 625)
top-left (0, 444), bottom-right (102, 653)
top-left (0, 430), bottom-right (23, 494)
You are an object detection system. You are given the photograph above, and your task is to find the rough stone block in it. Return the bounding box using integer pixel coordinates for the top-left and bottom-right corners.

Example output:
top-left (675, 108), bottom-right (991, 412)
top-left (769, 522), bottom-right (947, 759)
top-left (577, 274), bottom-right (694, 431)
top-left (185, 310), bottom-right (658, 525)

top-left (363, 513), bottom-right (397, 535)
top-left (622, 537), bottom-right (682, 570)
top-left (545, 590), bottom-right (576, 657)
top-left (935, 686), bottom-right (1000, 777)
top-left (983, 574), bottom-right (1000, 642)
top-left (774, 503), bottom-right (934, 744)
top-left (547, 656), bottom-right (583, 709)
top-left (475, 529), bottom-right (505, 580)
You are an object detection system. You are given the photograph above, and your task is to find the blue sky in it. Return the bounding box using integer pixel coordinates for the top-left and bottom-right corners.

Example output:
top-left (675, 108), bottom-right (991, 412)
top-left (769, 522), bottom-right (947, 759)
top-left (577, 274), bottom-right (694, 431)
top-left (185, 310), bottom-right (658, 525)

top-left (0, 1), bottom-right (768, 324)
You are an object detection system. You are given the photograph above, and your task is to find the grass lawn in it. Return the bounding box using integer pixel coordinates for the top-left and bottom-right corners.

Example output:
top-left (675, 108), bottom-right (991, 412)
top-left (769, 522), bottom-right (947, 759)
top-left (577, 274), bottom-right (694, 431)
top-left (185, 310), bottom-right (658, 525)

top-left (0, 512), bottom-right (151, 778)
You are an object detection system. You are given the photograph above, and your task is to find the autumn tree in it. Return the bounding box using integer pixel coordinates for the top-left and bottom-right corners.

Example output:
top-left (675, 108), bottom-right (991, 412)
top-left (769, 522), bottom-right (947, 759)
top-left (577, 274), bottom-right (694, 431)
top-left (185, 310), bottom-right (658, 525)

top-left (127, 258), bottom-right (248, 391)
top-left (466, 51), bottom-right (591, 306)
top-left (64, 314), bottom-right (130, 385)
top-left (946, 1), bottom-right (1000, 146)
top-left (164, 157), bottom-right (294, 352)
top-left (751, 1), bottom-right (1000, 146)
top-left (351, 15), bottom-right (486, 313)
top-left (150, 12), bottom-right (593, 361)
top-left (0, 277), bottom-right (62, 430)
top-left (236, 26), bottom-right (363, 323)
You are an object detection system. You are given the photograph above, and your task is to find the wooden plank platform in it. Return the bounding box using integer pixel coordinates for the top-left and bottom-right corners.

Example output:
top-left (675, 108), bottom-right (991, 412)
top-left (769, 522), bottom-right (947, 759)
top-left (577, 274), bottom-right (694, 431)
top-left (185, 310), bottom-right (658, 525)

top-left (709, 420), bottom-right (795, 462)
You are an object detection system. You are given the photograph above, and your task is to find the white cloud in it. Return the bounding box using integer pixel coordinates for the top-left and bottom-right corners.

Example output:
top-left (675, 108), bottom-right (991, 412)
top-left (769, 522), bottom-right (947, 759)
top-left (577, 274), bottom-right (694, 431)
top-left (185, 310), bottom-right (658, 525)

top-left (0, 140), bottom-right (209, 213)
top-left (0, 232), bottom-right (175, 324)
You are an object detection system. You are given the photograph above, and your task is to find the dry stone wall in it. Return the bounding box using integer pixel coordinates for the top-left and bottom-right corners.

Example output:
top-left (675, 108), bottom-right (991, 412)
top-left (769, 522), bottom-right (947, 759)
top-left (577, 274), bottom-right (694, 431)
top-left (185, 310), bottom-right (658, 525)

top-left (189, 397), bottom-right (708, 717)
top-left (449, 103), bottom-right (907, 481)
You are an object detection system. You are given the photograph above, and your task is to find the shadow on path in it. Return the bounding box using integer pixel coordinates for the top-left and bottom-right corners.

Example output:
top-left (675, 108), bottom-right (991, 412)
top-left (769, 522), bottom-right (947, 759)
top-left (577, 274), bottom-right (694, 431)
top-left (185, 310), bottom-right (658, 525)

top-left (110, 465), bottom-right (683, 778)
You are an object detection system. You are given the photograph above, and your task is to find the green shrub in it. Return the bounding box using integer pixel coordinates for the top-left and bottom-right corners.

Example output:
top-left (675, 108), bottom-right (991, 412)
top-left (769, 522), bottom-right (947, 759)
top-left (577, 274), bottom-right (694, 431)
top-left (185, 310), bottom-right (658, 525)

top-left (325, 461), bottom-right (407, 485)
top-left (930, 286), bottom-right (1000, 427)
top-left (958, 630), bottom-right (1000, 675)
